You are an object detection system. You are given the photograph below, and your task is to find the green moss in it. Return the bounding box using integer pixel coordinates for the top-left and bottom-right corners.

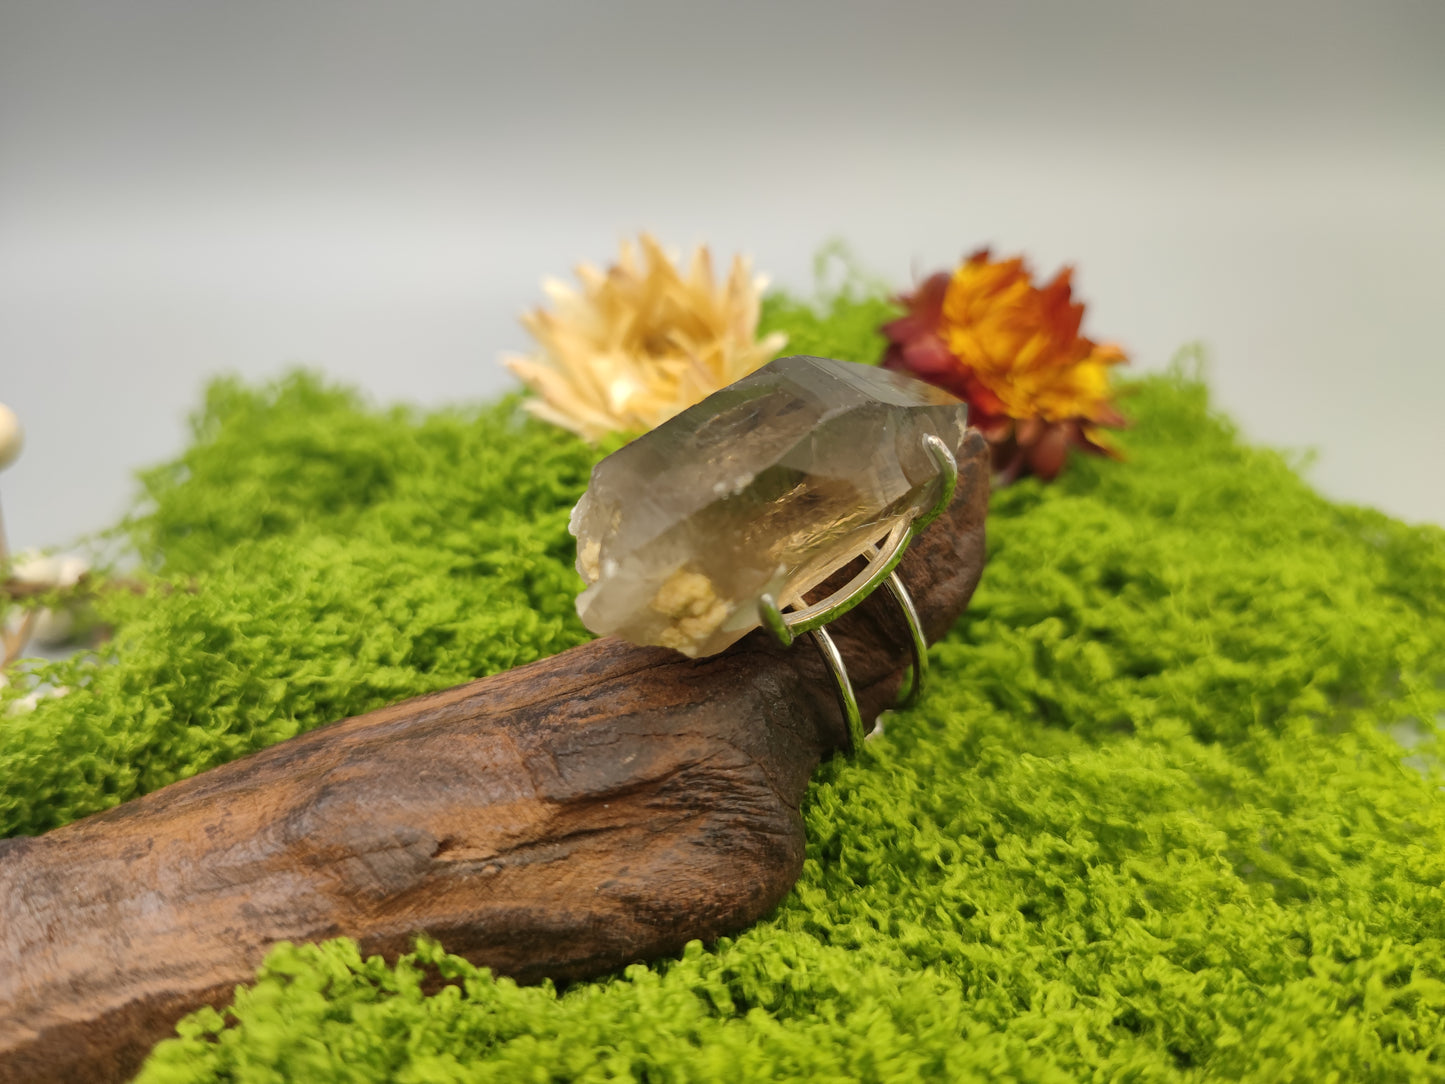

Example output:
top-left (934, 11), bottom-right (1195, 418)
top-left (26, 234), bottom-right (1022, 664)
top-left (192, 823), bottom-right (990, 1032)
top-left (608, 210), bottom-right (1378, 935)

top-left (5, 302), bottom-right (1445, 1081)
top-left (758, 270), bottom-right (897, 366)
top-left (0, 378), bottom-right (598, 835)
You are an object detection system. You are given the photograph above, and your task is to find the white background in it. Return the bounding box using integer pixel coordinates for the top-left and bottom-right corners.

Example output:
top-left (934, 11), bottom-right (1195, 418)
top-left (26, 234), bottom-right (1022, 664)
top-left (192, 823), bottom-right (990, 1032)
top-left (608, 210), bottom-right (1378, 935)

top-left (2, 0), bottom-right (1442, 551)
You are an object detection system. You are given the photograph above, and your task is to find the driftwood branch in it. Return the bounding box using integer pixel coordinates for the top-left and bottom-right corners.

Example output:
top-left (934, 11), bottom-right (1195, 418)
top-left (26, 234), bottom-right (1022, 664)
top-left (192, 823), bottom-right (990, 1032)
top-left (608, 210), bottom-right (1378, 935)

top-left (0, 431), bottom-right (989, 1083)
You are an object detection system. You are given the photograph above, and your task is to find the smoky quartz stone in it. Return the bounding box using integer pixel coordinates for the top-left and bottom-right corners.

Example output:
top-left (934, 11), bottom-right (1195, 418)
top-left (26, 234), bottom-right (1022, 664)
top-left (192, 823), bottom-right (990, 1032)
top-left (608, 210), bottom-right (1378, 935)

top-left (570, 355), bottom-right (968, 657)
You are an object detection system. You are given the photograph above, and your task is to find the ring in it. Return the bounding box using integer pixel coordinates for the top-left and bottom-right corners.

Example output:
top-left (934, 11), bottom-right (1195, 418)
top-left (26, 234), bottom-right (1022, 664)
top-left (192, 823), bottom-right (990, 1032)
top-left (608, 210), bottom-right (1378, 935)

top-left (569, 354), bottom-right (968, 750)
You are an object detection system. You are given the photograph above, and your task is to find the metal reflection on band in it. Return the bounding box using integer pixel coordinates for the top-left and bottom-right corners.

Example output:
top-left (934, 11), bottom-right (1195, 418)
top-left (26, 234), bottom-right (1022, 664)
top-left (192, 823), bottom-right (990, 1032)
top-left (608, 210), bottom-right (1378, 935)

top-left (758, 433), bottom-right (958, 750)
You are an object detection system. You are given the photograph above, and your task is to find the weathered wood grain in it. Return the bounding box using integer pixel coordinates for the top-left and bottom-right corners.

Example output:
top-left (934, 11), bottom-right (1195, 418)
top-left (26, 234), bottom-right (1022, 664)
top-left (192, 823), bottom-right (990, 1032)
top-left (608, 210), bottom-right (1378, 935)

top-left (0, 430), bottom-right (988, 1083)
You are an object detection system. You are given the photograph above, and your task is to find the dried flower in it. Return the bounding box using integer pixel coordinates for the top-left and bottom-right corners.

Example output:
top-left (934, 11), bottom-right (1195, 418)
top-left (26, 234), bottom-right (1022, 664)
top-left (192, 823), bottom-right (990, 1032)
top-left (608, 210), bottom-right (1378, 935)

top-left (8, 551), bottom-right (90, 646)
top-left (0, 403), bottom-right (22, 472)
top-left (882, 250), bottom-right (1127, 482)
top-left (504, 234), bottom-right (787, 441)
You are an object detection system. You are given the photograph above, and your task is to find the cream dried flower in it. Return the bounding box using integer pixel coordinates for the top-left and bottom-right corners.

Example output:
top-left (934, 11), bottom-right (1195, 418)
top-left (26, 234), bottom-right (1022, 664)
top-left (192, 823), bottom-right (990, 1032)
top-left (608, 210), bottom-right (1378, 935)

top-left (8, 551), bottom-right (90, 646)
top-left (504, 234), bottom-right (787, 441)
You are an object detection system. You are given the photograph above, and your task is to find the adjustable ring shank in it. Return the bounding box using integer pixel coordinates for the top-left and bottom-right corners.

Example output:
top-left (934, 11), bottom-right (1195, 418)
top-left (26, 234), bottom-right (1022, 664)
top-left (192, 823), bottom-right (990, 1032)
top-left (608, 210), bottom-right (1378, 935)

top-left (760, 433), bottom-right (957, 749)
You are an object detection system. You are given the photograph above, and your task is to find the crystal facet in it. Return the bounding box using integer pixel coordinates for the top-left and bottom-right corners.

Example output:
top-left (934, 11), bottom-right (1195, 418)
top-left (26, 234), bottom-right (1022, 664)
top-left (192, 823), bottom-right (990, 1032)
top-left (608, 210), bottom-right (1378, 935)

top-left (570, 355), bottom-right (969, 657)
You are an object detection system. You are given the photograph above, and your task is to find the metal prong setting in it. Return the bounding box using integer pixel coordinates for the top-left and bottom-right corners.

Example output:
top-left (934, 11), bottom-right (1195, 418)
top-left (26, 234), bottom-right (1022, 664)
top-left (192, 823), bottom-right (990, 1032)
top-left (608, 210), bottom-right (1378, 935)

top-left (759, 433), bottom-right (958, 749)
top-left (918, 434), bottom-right (959, 532)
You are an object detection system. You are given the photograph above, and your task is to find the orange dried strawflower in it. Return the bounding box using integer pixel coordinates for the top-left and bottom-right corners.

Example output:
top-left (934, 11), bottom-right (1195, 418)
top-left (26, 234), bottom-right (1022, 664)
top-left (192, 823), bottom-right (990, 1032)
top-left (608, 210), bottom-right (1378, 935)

top-left (882, 250), bottom-right (1127, 482)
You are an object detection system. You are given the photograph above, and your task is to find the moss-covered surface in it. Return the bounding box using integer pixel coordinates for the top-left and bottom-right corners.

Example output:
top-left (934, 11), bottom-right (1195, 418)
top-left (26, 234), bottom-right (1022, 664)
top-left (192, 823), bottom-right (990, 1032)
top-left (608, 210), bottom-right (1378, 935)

top-left (4, 296), bottom-right (1445, 1081)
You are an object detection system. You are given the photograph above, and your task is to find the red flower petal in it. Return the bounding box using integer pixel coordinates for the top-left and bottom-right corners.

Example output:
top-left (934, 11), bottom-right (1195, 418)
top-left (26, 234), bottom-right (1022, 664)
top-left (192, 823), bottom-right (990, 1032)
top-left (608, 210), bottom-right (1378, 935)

top-left (1027, 423), bottom-right (1072, 481)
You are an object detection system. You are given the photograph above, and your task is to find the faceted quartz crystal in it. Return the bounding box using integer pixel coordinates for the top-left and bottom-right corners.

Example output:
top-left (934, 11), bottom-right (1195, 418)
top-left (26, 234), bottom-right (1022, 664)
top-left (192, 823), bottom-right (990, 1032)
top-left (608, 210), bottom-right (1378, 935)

top-left (570, 355), bottom-right (969, 657)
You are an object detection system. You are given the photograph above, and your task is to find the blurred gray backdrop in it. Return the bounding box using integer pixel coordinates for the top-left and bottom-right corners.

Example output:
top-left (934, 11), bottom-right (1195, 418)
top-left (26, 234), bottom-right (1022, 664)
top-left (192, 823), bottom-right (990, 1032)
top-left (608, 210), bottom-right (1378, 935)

top-left (2, 0), bottom-right (1442, 550)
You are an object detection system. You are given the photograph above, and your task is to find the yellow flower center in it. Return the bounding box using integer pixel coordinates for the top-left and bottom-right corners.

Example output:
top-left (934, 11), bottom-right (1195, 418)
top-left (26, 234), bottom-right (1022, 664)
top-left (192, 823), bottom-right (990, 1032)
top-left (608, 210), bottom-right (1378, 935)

top-left (940, 258), bottom-right (1122, 423)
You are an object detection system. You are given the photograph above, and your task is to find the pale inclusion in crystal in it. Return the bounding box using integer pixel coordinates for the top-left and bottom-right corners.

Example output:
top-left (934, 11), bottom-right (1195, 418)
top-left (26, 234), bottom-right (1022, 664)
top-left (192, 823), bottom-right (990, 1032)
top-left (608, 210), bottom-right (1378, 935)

top-left (569, 355), bottom-right (969, 657)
